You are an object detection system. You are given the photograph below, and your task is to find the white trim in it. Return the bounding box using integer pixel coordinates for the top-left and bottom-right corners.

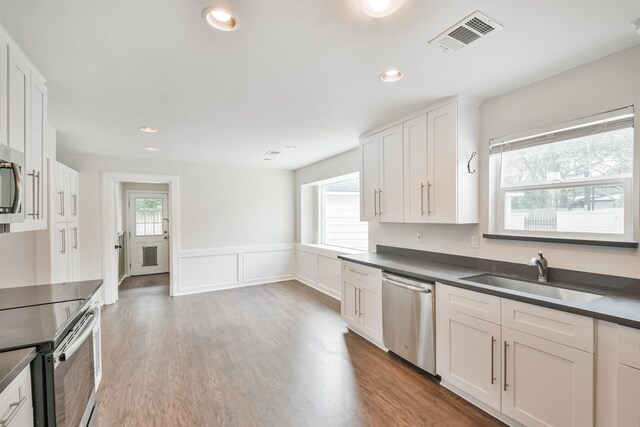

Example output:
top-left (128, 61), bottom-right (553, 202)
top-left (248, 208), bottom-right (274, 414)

top-left (296, 275), bottom-right (340, 300)
top-left (101, 172), bottom-right (180, 304)
top-left (295, 243), bottom-right (349, 301)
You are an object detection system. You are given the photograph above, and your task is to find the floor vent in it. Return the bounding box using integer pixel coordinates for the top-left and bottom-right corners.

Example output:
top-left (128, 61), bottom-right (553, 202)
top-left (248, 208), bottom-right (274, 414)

top-left (429, 11), bottom-right (503, 52)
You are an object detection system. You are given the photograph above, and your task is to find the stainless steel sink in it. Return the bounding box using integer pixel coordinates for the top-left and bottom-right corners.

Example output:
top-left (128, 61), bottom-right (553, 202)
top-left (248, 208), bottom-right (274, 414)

top-left (462, 274), bottom-right (603, 305)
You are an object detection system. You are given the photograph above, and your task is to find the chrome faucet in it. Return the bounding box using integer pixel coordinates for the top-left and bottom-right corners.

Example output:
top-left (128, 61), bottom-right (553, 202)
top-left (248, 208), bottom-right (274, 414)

top-left (528, 251), bottom-right (548, 282)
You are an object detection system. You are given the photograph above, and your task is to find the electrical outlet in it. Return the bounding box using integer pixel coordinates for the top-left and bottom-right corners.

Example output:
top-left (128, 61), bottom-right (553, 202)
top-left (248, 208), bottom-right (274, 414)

top-left (416, 232), bottom-right (423, 243)
top-left (471, 235), bottom-right (479, 248)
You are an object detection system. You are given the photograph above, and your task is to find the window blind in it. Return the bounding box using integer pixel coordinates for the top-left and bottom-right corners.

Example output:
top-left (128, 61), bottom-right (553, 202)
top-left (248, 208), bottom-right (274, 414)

top-left (489, 106), bottom-right (634, 155)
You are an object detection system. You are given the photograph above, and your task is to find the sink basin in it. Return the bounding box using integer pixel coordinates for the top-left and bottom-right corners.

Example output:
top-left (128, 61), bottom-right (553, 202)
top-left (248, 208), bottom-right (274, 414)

top-left (462, 274), bottom-right (603, 305)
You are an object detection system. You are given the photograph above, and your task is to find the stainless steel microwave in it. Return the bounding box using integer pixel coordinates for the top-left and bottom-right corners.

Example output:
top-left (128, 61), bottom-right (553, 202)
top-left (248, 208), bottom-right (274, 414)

top-left (0, 144), bottom-right (24, 232)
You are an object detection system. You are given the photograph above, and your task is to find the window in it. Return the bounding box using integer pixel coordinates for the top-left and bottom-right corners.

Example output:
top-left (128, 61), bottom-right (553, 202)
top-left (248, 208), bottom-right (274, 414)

top-left (319, 176), bottom-right (368, 251)
top-left (490, 107), bottom-right (635, 242)
top-left (135, 197), bottom-right (164, 236)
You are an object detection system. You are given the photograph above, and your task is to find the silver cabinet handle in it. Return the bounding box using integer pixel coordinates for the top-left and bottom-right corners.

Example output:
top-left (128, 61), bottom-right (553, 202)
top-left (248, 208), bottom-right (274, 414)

top-left (0, 395), bottom-right (27, 427)
top-left (28, 170), bottom-right (36, 218)
top-left (348, 269), bottom-right (367, 277)
top-left (427, 182), bottom-right (432, 215)
top-left (504, 341), bottom-right (509, 392)
top-left (73, 227), bottom-right (78, 249)
top-left (58, 191), bottom-right (65, 216)
top-left (491, 336), bottom-right (496, 384)
top-left (72, 194), bottom-right (77, 216)
top-left (60, 229), bottom-right (66, 254)
top-left (378, 188), bottom-right (383, 215)
top-left (358, 288), bottom-right (362, 317)
top-left (420, 182), bottom-right (425, 215)
top-left (354, 287), bottom-right (358, 316)
top-left (36, 171), bottom-right (41, 219)
top-left (373, 189), bottom-right (378, 216)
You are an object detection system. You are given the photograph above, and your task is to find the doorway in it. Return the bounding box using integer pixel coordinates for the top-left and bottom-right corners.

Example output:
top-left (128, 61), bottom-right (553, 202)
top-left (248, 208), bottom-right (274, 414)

top-left (126, 190), bottom-right (169, 276)
top-left (101, 172), bottom-right (180, 305)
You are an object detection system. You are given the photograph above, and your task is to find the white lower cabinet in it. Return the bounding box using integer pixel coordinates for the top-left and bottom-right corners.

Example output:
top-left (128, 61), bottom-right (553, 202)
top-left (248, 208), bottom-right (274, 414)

top-left (502, 326), bottom-right (594, 427)
top-left (437, 283), bottom-right (595, 427)
top-left (341, 261), bottom-right (383, 347)
top-left (438, 308), bottom-right (501, 411)
top-left (617, 364), bottom-right (640, 426)
top-left (0, 364), bottom-right (33, 427)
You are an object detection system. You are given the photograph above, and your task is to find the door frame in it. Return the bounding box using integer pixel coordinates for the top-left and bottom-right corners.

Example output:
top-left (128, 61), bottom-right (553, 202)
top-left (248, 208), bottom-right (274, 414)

top-left (125, 190), bottom-right (170, 277)
top-left (101, 172), bottom-right (180, 304)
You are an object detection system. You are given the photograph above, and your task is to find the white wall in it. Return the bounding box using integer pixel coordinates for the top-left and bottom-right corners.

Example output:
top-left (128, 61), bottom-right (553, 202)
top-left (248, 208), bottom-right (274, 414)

top-left (369, 46), bottom-right (640, 278)
top-left (0, 232), bottom-right (37, 287)
top-left (57, 152), bottom-right (296, 293)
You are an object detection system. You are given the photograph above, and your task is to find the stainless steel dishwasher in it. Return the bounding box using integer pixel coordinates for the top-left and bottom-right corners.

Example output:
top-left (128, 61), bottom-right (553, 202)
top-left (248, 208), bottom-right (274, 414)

top-left (382, 272), bottom-right (436, 376)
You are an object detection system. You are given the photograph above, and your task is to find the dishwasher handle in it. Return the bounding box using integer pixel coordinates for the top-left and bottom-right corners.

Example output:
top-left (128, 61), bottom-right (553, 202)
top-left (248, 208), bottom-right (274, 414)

top-left (383, 277), bottom-right (432, 293)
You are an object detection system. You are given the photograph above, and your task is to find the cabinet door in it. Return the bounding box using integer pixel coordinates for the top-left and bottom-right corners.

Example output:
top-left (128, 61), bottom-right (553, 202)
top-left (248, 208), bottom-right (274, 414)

top-left (56, 223), bottom-right (70, 282)
top-left (403, 115), bottom-right (428, 223)
top-left (617, 364), bottom-right (640, 426)
top-left (31, 72), bottom-right (46, 220)
top-left (56, 163), bottom-right (68, 222)
top-left (502, 327), bottom-right (594, 427)
top-left (68, 169), bottom-right (79, 220)
top-left (360, 135), bottom-right (379, 221)
top-left (379, 124), bottom-right (403, 223)
top-left (427, 103), bottom-right (457, 223)
top-left (439, 309), bottom-right (501, 411)
top-left (360, 281), bottom-right (383, 344)
top-left (341, 278), bottom-right (360, 327)
top-left (69, 222), bottom-right (79, 281)
top-left (0, 31), bottom-right (7, 147)
top-left (7, 44), bottom-right (30, 154)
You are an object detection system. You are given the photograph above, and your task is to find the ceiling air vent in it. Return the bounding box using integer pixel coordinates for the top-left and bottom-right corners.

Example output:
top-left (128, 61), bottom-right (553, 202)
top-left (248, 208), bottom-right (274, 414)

top-left (429, 11), bottom-right (503, 52)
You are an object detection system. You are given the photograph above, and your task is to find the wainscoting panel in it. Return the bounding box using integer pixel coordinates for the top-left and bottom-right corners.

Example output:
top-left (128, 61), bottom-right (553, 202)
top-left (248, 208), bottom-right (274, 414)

top-left (296, 249), bottom-right (318, 285)
top-left (317, 255), bottom-right (341, 297)
top-left (296, 245), bottom-right (354, 300)
top-left (176, 244), bottom-right (295, 296)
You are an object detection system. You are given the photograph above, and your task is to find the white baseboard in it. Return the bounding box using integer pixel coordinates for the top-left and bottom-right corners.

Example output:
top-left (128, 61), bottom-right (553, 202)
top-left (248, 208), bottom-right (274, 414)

top-left (174, 275), bottom-right (296, 297)
top-left (440, 381), bottom-right (523, 426)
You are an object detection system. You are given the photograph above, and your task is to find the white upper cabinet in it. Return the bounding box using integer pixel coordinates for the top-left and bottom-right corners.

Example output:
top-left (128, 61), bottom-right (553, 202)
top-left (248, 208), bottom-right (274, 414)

top-left (4, 27), bottom-right (49, 232)
top-left (359, 124), bottom-right (403, 222)
top-left (361, 97), bottom-right (479, 224)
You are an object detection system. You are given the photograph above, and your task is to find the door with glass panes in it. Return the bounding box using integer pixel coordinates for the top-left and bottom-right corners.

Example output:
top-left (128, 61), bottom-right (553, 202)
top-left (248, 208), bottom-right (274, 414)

top-left (128, 192), bottom-right (169, 275)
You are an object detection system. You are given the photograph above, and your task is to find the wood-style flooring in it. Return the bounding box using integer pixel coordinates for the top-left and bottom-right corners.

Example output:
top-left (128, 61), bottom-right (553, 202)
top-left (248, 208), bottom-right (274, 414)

top-left (97, 274), bottom-right (503, 427)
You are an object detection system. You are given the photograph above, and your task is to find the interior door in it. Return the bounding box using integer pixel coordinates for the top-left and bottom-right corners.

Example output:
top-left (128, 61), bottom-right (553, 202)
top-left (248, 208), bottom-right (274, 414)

top-left (128, 192), bottom-right (169, 276)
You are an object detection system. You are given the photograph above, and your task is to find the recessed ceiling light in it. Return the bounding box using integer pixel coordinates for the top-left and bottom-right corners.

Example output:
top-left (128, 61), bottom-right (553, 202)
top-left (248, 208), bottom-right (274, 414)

top-left (264, 157), bottom-right (272, 161)
top-left (286, 145), bottom-right (297, 150)
top-left (203, 7), bottom-right (239, 31)
top-left (357, 0), bottom-right (406, 18)
top-left (144, 146), bottom-right (159, 151)
top-left (380, 69), bottom-right (403, 82)
top-left (139, 126), bottom-right (158, 133)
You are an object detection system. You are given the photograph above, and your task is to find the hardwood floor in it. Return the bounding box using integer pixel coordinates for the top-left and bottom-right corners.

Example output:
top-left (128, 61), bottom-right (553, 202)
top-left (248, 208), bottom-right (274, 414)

top-left (97, 275), bottom-right (504, 427)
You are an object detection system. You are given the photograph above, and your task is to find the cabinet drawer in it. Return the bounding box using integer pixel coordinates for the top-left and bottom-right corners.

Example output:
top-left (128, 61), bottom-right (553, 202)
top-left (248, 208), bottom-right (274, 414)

top-left (437, 283), bottom-right (501, 324)
top-left (0, 365), bottom-right (32, 427)
top-left (618, 325), bottom-right (640, 369)
top-left (342, 261), bottom-right (381, 286)
top-left (501, 299), bottom-right (594, 353)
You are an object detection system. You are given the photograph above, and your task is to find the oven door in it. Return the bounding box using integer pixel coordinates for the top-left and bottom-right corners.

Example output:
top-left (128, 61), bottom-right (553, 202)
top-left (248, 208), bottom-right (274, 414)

top-left (53, 310), bottom-right (97, 427)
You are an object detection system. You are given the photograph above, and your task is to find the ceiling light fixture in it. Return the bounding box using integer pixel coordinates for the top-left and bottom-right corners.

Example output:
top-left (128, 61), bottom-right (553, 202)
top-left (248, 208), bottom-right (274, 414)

top-left (144, 146), bottom-right (159, 151)
top-left (357, 0), bottom-right (406, 18)
top-left (139, 126), bottom-right (158, 133)
top-left (380, 69), bottom-right (403, 82)
top-left (203, 7), bottom-right (239, 31)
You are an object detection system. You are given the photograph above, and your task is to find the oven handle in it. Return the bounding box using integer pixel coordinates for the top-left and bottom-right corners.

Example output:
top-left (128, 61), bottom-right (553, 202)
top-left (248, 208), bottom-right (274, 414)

top-left (58, 310), bottom-right (97, 363)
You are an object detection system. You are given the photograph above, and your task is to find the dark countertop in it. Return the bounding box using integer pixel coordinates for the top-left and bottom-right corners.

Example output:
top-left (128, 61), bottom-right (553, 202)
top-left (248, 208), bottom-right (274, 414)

top-left (0, 280), bottom-right (102, 353)
top-left (339, 251), bottom-right (640, 329)
top-left (0, 279), bottom-right (103, 311)
top-left (0, 347), bottom-right (35, 394)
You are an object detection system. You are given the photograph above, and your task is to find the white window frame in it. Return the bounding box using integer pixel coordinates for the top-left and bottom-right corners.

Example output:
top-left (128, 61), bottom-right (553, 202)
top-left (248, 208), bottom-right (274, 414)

top-left (489, 106), bottom-right (635, 243)
top-left (316, 172), bottom-right (368, 251)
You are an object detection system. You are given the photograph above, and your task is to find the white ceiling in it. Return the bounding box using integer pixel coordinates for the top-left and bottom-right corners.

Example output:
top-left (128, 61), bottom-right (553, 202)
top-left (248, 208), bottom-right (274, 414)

top-left (0, 1), bottom-right (638, 170)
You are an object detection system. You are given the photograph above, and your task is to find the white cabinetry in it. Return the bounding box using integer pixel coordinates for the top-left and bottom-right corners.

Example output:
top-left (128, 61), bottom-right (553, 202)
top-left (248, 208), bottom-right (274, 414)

top-left (437, 283), bottom-right (595, 426)
top-left (341, 261), bottom-right (383, 347)
top-left (0, 364), bottom-right (33, 427)
top-left (361, 97), bottom-right (479, 224)
top-left (359, 124), bottom-right (403, 222)
top-left (54, 162), bottom-right (80, 282)
top-left (1, 25), bottom-right (48, 232)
